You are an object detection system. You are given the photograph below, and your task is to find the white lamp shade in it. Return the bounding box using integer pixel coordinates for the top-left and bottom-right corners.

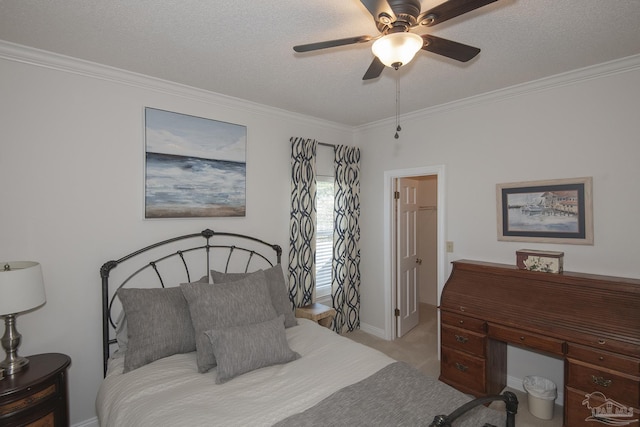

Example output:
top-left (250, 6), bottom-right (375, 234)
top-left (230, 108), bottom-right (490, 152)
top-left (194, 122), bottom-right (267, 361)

top-left (372, 32), bottom-right (424, 68)
top-left (0, 261), bottom-right (46, 315)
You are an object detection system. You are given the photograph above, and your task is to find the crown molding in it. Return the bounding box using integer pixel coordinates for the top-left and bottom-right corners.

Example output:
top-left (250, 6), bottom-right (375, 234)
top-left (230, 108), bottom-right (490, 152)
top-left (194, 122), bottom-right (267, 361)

top-left (0, 40), bottom-right (352, 134)
top-left (2, 40), bottom-right (638, 133)
top-left (359, 53), bottom-right (640, 131)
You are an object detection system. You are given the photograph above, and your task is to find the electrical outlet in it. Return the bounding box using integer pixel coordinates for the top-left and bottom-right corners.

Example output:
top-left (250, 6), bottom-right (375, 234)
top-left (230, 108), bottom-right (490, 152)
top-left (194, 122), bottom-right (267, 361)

top-left (446, 241), bottom-right (454, 253)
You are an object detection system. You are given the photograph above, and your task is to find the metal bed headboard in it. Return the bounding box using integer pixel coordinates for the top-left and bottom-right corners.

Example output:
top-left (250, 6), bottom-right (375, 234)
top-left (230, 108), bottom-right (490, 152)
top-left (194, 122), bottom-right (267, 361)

top-left (99, 228), bottom-right (282, 376)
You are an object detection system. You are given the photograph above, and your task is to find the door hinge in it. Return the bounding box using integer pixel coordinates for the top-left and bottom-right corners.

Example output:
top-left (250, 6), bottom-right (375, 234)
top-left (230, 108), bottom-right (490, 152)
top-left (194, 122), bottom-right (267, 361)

top-left (394, 308), bottom-right (400, 317)
top-left (394, 191), bottom-right (400, 200)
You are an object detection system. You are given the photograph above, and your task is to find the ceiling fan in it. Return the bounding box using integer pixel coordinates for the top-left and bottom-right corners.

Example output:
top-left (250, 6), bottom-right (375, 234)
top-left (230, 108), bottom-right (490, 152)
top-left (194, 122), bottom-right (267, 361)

top-left (293, 0), bottom-right (498, 80)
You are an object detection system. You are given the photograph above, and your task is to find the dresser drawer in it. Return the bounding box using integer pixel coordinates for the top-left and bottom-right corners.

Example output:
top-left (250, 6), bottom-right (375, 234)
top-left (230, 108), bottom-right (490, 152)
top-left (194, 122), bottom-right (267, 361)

top-left (0, 383), bottom-right (57, 417)
top-left (441, 311), bottom-right (486, 333)
top-left (441, 324), bottom-right (486, 357)
top-left (440, 347), bottom-right (486, 395)
top-left (567, 343), bottom-right (640, 374)
top-left (567, 358), bottom-right (640, 405)
top-left (565, 386), bottom-right (640, 427)
top-left (487, 323), bottom-right (565, 356)
top-left (26, 410), bottom-right (55, 427)
top-left (580, 336), bottom-right (640, 359)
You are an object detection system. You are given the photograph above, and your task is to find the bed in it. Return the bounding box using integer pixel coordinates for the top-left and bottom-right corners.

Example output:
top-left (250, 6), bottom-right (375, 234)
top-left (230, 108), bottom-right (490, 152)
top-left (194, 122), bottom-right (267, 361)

top-left (97, 229), bottom-right (517, 426)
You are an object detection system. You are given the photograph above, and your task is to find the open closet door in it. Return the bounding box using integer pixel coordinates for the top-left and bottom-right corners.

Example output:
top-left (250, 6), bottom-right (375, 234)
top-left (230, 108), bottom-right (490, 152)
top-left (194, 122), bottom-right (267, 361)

top-left (396, 177), bottom-right (420, 337)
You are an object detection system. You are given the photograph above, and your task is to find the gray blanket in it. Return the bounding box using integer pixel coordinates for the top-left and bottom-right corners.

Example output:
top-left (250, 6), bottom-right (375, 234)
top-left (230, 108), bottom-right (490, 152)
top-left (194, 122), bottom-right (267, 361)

top-left (273, 362), bottom-right (506, 427)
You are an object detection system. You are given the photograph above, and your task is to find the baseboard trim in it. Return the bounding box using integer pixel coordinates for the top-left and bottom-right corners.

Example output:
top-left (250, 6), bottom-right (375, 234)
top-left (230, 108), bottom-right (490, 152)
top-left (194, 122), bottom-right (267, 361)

top-left (359, 322), bottom-right (386, 339)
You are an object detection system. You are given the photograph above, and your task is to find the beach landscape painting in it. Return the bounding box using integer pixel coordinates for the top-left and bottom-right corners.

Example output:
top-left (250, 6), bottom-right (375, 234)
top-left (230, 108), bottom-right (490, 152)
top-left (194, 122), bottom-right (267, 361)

top-left (144, 108), bottom-right (246, 218)
top-left (496, 177), bottom-right (593, 244)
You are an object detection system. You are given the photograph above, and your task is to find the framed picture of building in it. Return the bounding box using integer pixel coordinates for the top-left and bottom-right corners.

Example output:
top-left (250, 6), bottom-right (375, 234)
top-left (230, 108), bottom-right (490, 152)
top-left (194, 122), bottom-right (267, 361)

top-left (496, 177), bottom-right (593, 245)
top-left (144, 107), bottom-right (246, 218)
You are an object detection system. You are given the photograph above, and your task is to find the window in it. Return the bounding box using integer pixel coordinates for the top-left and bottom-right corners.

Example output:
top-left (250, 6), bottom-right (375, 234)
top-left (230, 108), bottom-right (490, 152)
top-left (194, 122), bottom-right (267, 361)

top-left (315, 176), bottom-right (334, 299)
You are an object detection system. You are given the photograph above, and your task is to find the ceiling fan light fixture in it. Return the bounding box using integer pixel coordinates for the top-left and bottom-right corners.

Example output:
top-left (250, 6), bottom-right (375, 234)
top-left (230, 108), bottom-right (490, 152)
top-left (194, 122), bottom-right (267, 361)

top-left (371, 32), bottom-right (423, 68)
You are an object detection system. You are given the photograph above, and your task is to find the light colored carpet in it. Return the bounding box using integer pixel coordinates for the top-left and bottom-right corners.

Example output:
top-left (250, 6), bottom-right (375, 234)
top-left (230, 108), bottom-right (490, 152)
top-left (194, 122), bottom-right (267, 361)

top-left (345, 303), bottom-right (563, 426)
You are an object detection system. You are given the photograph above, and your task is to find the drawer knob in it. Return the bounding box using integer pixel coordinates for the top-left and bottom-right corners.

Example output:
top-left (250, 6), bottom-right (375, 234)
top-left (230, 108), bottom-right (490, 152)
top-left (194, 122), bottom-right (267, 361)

top-left (455, 335), bottom-right (469, 344)
top-left (591, 375), bottom-right (612, 387)
top-left (597, 339), bottom-right (606, 345)
top-left (455, 362), bottom-right (469, 372)
top-left (519, 336), bottom-right (525, 341)
top-left (599, 356), bottom-right (604, 361)
top-left (459, 320), bottom-right (464, 325)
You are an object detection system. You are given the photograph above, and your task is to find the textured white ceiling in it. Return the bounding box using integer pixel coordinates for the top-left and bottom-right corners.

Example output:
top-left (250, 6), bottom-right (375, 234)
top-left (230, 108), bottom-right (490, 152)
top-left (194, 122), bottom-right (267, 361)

top-left (1, 0), bottom-right (639, 126)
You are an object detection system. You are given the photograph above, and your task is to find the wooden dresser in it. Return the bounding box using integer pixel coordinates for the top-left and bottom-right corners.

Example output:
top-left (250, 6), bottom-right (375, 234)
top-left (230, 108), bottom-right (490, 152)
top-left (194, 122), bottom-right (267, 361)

top-left (439, 260), bottom-right (640, 427)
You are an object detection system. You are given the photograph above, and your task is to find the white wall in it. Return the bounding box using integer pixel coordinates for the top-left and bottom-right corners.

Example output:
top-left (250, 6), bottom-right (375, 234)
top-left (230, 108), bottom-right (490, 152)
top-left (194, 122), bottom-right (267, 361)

top-left (0, 43), bottom-right (353, 425)
top-left (356, 56), bottom-right (640, 395)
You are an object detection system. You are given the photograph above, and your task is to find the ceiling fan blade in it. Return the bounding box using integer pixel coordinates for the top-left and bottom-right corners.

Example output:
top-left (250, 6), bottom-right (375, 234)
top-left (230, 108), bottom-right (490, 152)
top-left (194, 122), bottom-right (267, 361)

top-left (421, 34), bottom-right (480, 62)
top-left (418, 0), bottom-right (497, 27)
top-left (360, 0), bottom-right (396, 25)
top-left (363, 57), bottom-right (386, 80)
top-left (293, 35), bottom-right (374, 53)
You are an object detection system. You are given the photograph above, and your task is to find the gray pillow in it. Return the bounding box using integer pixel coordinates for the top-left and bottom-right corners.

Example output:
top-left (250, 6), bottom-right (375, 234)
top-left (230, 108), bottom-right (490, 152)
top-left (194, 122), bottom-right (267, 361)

top-left (210, 264), bottom-right (297, 328)
top-left (205, 314), bottom-right (301, 384)
top-left (114, 275), bottom-right (207, 357)
top-left (181, 270), bottom-right (277, 373)
top-left (118, 286), bottom-right (196, 373)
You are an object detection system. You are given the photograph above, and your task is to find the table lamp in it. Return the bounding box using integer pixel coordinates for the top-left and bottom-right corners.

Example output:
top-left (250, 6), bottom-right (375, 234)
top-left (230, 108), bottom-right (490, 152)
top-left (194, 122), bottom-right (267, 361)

top-left (0, 261), bottom-right (46, 375)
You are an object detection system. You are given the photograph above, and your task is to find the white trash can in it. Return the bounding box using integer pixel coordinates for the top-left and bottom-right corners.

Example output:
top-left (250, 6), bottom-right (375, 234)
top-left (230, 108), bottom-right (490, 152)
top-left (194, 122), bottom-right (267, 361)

top-left (523, 376), bottom-right (557, 420)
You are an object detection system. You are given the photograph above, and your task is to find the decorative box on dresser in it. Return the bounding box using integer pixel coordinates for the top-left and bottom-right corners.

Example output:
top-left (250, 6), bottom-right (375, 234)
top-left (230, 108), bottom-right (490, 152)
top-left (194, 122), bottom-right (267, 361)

top-left (0, 353), bottom-right (71, 427)
top-left (439, 260), bottom-right (640, 427)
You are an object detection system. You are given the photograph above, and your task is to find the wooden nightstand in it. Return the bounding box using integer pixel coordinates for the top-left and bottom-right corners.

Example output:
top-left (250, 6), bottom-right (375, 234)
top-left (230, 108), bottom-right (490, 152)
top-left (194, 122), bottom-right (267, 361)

top-left (0, 353), bottom-right (71, 427)
top-left (295, 303), bottom-right (336, 328)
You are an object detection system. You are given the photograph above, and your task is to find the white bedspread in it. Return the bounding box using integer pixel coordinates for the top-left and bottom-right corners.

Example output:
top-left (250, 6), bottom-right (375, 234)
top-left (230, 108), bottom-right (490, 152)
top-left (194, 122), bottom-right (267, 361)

top-left (96, 319), bottom-right (394, 427)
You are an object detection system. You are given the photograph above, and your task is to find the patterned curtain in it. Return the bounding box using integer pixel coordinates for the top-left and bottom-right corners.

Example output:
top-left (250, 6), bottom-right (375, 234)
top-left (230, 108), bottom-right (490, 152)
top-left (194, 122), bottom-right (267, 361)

top-left (288, 137), bottom-right (317, 308)
top-left (331, 145), bottom-right (361, 333)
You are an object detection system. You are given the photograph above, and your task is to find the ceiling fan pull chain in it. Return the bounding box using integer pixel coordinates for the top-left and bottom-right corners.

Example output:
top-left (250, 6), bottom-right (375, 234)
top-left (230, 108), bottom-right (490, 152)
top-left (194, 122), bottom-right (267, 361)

top-left (395, 72), bottom-right (401, 139)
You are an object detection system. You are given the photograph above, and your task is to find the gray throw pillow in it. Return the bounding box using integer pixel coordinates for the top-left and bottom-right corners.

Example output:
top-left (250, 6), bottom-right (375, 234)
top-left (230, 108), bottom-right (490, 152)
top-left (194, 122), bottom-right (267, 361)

top-left (114, 275), bottom-right (207, 358)
top-left (181, 270), bottom-right (277, 373)
top-left (210, 264), bottom-right (297, 328)
top-left (205, 314), bottom-right (301, 384)
top-left (118, 286), bottom-right (196, 373)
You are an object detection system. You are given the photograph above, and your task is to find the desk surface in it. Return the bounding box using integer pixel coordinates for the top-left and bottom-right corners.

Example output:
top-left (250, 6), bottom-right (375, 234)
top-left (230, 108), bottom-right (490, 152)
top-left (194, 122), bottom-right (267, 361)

top-left (441, 260), bottom-right (640, 358)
